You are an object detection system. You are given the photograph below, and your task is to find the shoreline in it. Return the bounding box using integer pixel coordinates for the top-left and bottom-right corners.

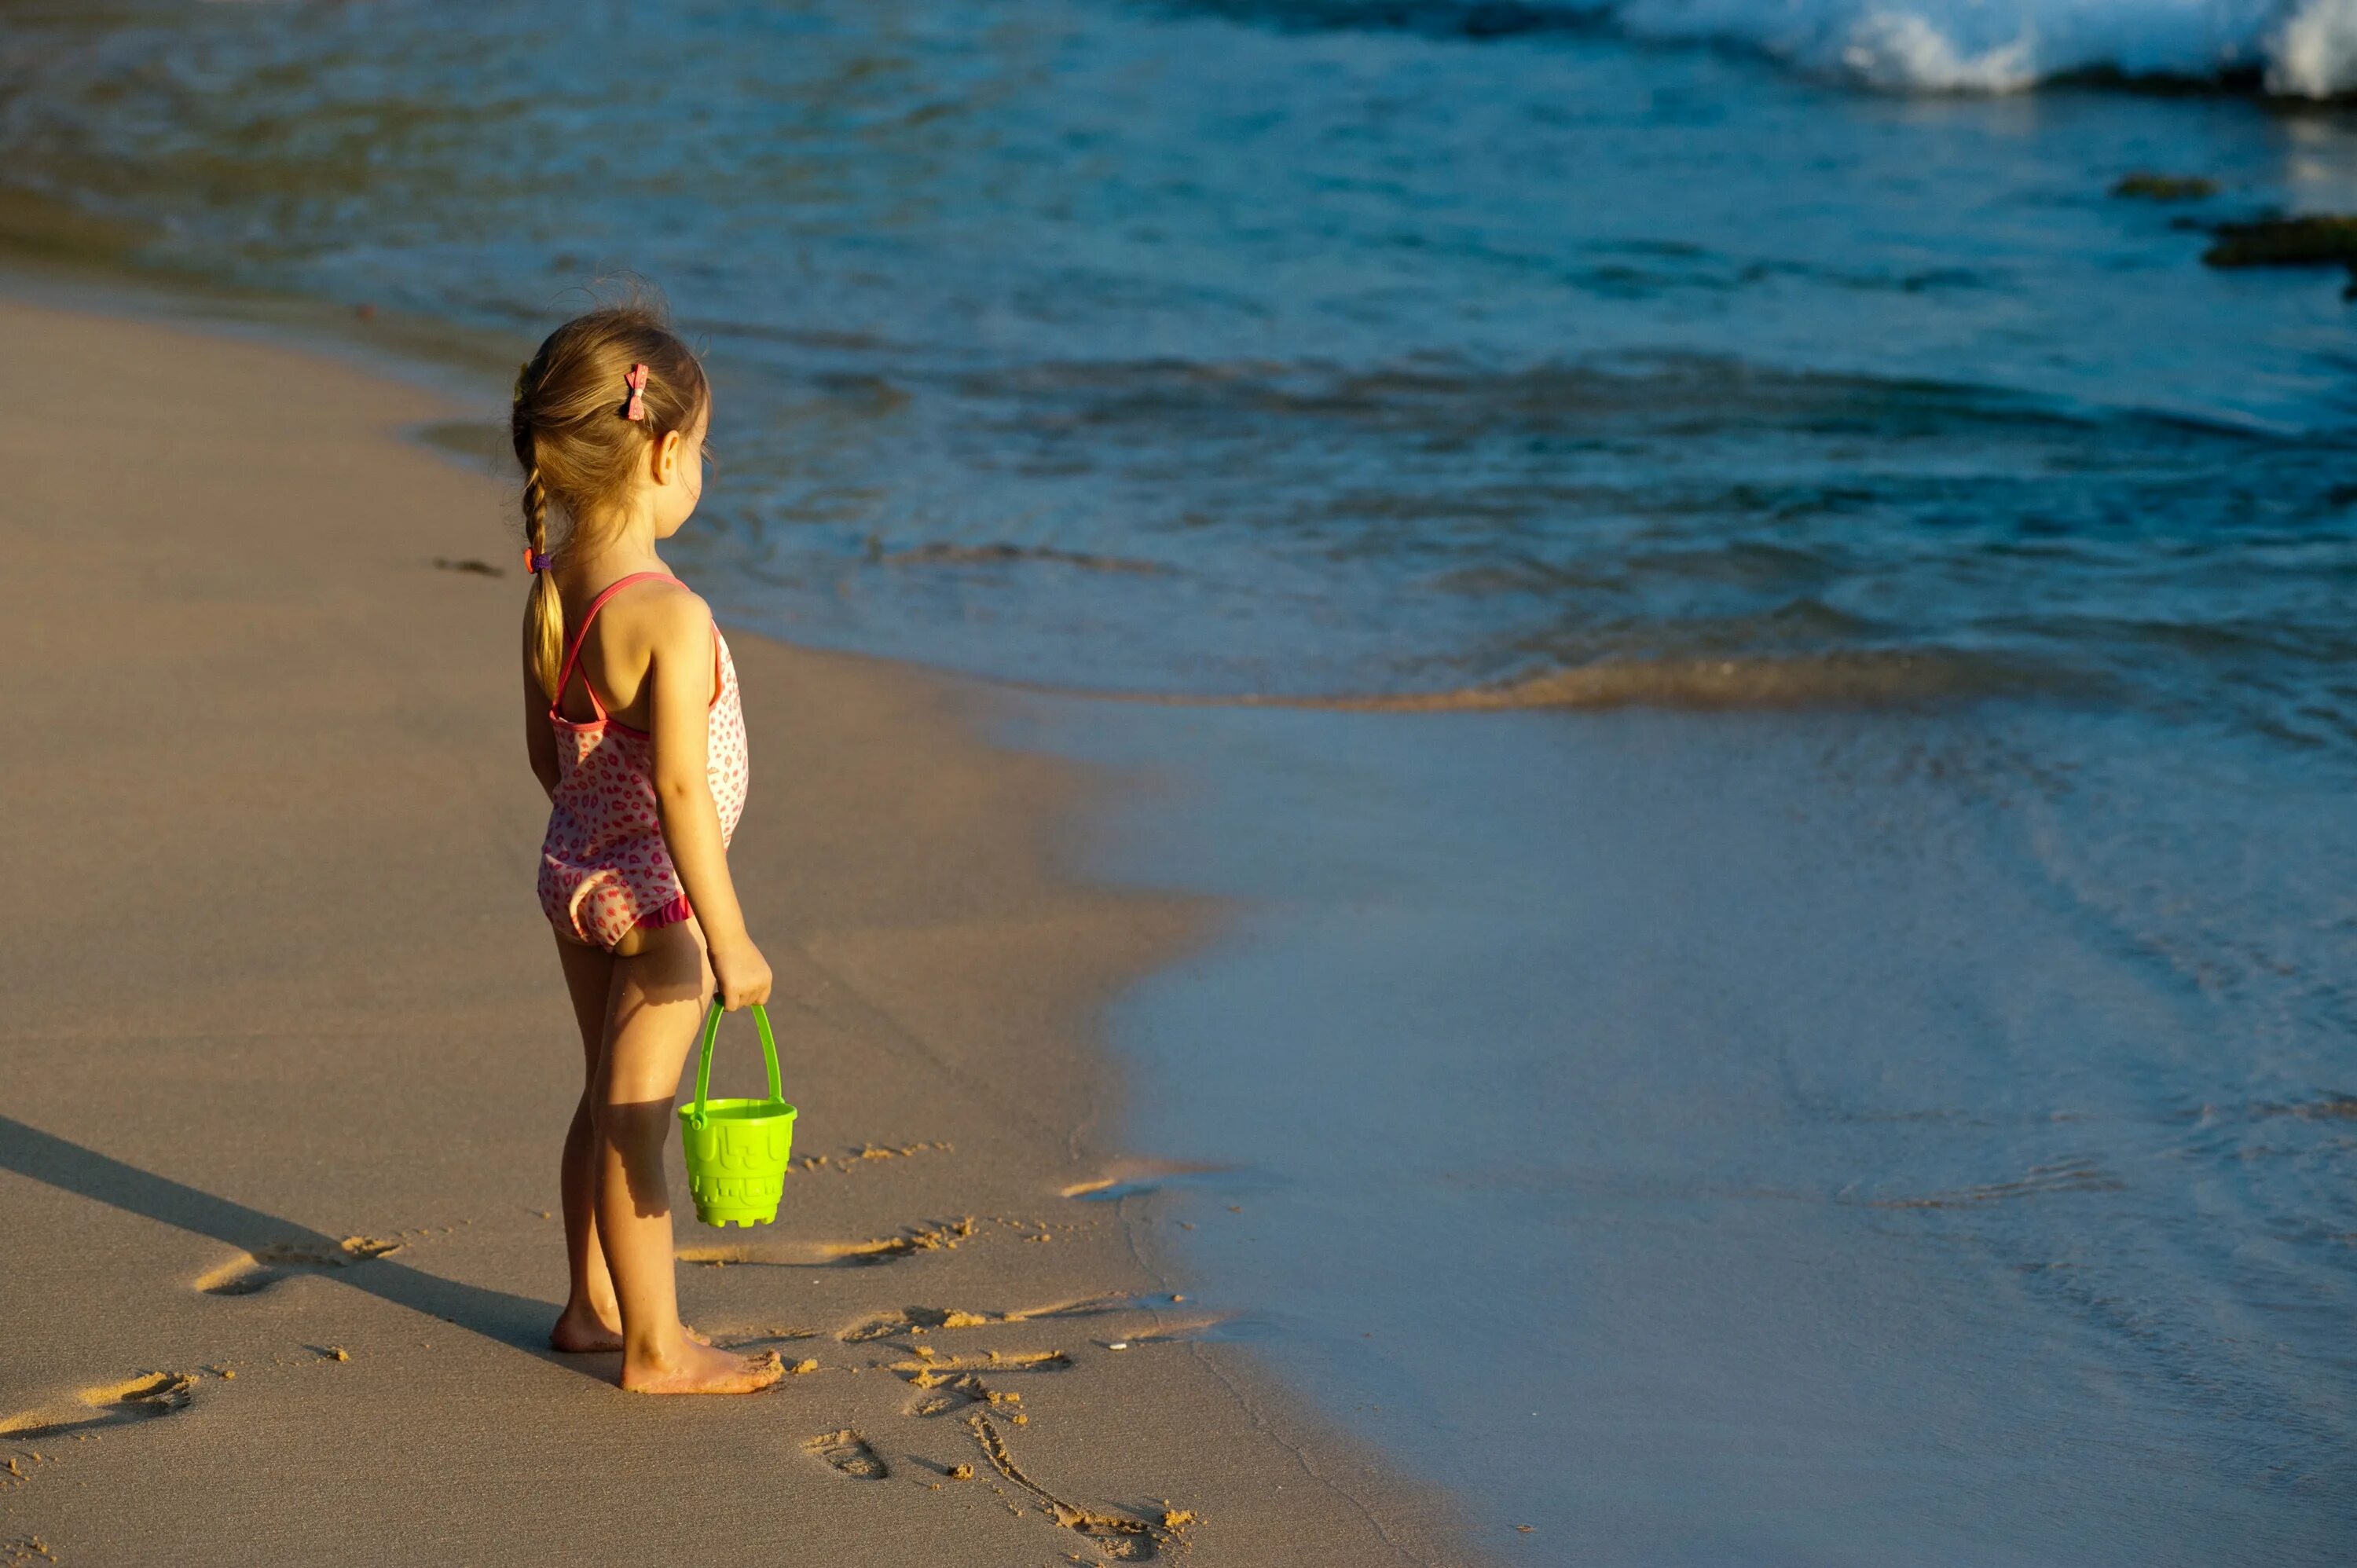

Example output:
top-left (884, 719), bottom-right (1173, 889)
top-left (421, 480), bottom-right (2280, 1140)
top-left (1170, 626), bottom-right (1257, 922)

top-left (0, 292), bottom-right (1473, 1564)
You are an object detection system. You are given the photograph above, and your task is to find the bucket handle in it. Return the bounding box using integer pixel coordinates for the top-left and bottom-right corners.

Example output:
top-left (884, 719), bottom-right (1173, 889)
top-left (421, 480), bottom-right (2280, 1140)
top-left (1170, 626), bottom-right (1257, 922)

top-left (687, 999), bottom-right (783, 1130)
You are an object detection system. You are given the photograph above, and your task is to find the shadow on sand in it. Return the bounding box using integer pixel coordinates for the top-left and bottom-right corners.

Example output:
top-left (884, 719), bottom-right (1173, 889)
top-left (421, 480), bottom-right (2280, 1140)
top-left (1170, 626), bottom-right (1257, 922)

top-left (0, 1112), bottom-right (596, 1381)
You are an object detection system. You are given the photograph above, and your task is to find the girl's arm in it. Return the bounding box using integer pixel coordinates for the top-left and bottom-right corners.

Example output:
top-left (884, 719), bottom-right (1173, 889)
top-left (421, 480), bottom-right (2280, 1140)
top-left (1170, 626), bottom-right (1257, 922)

top-left (644, 591), bottom-right (772, 1009)
top-left (523, 619), bottom-right (560, 800)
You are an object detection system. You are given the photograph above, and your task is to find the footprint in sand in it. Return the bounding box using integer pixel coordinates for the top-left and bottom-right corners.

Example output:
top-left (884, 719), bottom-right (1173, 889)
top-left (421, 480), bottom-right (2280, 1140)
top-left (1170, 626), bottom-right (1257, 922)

top-left (0, 1372), bottom-right (198, 1444)
top-left (904, 1361), bottom-right (1068, 1420)
top-left (195, 1237), bottom-right (403, 1297)
top-left (896, 1349), bottom-right (1072, 1417)
top-left (962, 1412), bottom-right (1182, 1561)
top-left (838, 1293), bottom-right (1191, 1344)
top-left (681, 1217), bottom-right (977, 1273)
top-left (805, 1429), bottom-right (889, 1481)
top-left (839, 1312), bottom-right (919, 1343)
top-left (836, 1304), bottom-right (1013, 1343)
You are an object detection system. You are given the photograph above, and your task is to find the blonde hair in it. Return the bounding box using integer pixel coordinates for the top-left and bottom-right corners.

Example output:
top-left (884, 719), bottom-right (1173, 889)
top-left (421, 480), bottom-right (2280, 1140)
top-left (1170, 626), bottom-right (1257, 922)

top-left (511, 301), bottom-right (709, 698)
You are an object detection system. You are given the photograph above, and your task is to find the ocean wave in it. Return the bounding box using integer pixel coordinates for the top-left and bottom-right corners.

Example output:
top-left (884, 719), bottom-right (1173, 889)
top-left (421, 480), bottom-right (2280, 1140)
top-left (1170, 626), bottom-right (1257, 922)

top-left (1043, 648), bottom-right (2036, 713)
top-left (2271, 0), bottom-right (2357, 93)
top-left (863, 537), bottom-right (1172, 574)
top-left (1218, 0), bottom-right (2357, 96)
top-left (1304, 647), bottom-right (2029, 710)
top-left (1619, 0), bottom-right (2354, 95)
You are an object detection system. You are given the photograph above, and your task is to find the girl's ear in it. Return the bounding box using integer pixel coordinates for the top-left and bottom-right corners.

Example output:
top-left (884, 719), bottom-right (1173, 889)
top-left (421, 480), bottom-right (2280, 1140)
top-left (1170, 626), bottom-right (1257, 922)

top-left (652, 427), bottom-right (684, 485)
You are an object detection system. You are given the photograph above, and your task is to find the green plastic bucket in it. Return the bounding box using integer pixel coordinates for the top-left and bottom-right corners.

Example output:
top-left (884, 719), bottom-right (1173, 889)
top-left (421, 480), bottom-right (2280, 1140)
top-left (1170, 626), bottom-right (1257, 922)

top-left (677, 1000), bottom-right (797, 1228)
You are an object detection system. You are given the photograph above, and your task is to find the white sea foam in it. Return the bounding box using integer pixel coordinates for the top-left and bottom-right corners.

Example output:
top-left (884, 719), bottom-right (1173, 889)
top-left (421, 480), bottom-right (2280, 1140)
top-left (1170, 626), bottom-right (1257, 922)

top-left (2269, 0), bottom-right (2357, 93)
top-left (1571, 0), bottom-right (2357, 96)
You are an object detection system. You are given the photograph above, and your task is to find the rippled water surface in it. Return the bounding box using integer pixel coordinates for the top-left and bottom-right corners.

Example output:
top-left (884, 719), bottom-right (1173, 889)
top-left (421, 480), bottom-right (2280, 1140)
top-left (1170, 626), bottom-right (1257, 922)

top-left (5, 0), bottom-right (2357, 736)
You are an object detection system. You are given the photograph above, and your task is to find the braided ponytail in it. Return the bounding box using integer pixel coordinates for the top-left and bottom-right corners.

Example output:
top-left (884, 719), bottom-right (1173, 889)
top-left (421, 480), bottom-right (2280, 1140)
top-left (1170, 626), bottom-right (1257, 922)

top-left (518, 456), bottom-right (566, 699)
top-left (508, 294), bottom-right (708, 701)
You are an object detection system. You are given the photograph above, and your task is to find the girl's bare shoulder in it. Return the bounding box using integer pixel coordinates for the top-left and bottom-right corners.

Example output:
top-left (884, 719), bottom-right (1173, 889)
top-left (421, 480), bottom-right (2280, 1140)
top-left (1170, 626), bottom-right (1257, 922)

top-left (600, 573), bottom-right (709, 651)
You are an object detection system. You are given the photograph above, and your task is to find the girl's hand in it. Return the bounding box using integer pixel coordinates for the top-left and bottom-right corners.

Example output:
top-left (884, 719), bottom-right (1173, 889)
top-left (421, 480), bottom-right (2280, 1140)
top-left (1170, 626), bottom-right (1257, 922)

top-left (710, 936), bottom-right (773, 1011)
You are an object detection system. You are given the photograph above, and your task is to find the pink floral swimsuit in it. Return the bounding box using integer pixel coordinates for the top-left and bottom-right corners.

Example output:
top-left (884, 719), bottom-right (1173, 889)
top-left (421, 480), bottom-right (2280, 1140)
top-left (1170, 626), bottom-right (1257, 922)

top-left (537, 572), bottom-right (750, 951)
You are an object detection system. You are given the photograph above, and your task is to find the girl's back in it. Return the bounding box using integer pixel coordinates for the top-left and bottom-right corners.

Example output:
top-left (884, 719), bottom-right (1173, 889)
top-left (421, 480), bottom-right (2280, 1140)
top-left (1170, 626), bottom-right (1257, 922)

top-left (548, 572), bottom-right (702, 733)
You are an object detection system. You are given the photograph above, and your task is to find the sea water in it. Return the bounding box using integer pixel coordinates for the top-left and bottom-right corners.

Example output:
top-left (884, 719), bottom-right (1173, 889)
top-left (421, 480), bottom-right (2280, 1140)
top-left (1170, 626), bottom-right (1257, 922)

top-left (9, 1), bottom-right (2353, 1558)
top-left (1007, 696), bottom-right (2357, 1562)
top-left (8, 0), bottom-right (2357, 737)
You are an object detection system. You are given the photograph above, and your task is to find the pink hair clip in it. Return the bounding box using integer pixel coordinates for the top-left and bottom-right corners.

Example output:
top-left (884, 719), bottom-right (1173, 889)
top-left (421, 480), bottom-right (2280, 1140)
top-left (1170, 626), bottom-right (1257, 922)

top-left (622, 362), bottom-right (649, 422)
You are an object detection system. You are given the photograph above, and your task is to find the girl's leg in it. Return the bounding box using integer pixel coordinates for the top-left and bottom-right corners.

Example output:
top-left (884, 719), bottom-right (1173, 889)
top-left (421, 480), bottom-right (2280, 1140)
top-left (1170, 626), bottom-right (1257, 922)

top-left (593, 916), bottom-right (783, 1394)
top-left (550, 934), bottom-right (624, 1352)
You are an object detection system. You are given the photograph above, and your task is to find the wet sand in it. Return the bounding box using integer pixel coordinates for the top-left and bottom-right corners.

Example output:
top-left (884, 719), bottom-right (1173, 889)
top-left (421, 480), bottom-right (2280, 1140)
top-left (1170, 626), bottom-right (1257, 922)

top-left (0, 295), bottom-right (1472, 1565)
top-left (1013, 685), bottom-right (2357, 1566)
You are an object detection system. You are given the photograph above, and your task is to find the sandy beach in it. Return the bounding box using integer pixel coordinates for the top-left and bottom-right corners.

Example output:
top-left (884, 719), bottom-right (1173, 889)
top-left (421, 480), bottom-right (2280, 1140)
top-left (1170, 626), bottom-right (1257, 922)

top-left (0, 295), bottom-right (1472, 1566)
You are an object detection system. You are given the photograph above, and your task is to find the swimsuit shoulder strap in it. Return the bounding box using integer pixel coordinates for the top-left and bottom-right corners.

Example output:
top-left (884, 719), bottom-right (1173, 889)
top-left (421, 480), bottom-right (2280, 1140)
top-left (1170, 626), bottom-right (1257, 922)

top-left (550, 571), bottom-right (683, 720)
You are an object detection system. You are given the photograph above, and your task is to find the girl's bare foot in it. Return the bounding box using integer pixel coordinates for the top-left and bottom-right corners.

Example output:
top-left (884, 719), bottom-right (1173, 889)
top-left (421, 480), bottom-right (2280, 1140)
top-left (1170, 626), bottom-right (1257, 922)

top-left (551, 1305), bottom-right (713, 1355)
top-left (550, 1302), bottom-right (626, 1354)
top-left (621, 1339), bottom-right (784, 1394)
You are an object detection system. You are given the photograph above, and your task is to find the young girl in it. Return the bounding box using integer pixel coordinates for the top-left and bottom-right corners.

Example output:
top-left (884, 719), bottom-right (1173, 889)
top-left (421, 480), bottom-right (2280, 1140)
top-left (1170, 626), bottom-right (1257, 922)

top-left (513, 304), bottom-right (785, 1394)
